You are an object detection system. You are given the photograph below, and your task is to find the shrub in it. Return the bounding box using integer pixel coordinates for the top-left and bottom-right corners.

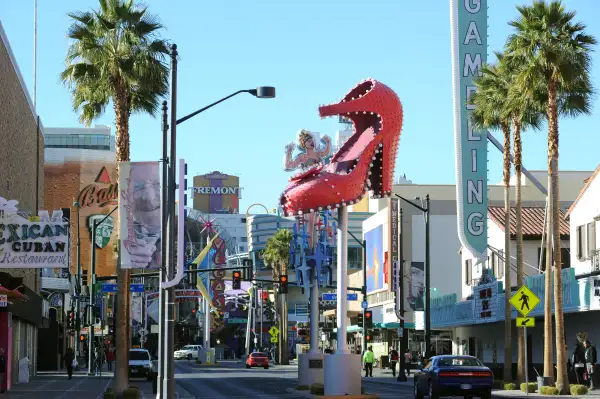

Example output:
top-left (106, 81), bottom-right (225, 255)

top-left (296, 385), bottom-right (309, 391)
top-left (504, 383), bottom-right (517, 390)
top-left (520, 382), bottom-right (537, 393)
top-left (570, 384), bottom-right (588, 396)
top-left (540, 386), bottom-right (559, 395)
top-left (310, 383), bottom-right (324, 395)
top-left (123, 387), bottom-right (141, 399)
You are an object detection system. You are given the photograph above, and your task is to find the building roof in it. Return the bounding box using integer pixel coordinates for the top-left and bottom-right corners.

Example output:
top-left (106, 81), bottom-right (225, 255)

top-left (488, 206), bottom-right (569, 238)
top-left (565, 164), bottom-right (600, 218)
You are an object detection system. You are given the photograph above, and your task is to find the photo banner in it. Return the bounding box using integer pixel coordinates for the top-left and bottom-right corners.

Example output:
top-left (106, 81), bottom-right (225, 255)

top-left (450, 0), bottom-right (488, 263)
top-left (119, 162), bottom-right (162, 269)
top-left (0, 197), bottom-right (69, 268)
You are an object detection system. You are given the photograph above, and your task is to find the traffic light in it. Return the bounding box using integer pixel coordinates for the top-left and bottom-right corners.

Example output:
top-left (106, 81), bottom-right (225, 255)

top-left (68, 311), bottom-right (75, 330)
top-left (81, 269), bottom-right (87, 286)
top-left (366, 331), bottom-right (373, 342)
top-left (365, 311), bottom-right (373, 329)
top-left (279, 275), bottom-right (288, 294)
top-left (232, 270), bottom-right (242, 290)
top-left (357, 313), bottom-right (364, 328)
top-left (79, 334), bottom-right (85, 342)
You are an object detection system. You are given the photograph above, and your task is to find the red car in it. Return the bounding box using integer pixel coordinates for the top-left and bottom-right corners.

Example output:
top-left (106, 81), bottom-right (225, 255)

top-left (246, 352), bottom-right (269, 369)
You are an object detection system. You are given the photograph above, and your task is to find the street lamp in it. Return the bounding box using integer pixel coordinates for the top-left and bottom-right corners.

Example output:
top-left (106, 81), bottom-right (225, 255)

top-left (394, 194), bottom-right (431, 358)
top-left (160, 43), bottom-right (277, 398)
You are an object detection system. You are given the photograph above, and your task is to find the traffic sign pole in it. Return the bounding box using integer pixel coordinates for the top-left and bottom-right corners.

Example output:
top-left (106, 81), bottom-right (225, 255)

top-left (524, 326), bottom-right (529, 396)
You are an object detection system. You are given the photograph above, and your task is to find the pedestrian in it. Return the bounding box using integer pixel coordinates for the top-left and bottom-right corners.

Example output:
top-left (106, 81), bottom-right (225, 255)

top-left (106, 347), bottom-right (114, 371)
top-left (388, 346), bottom-right (399, 377)
top-left (404, 348), bottom-right (413, 376)
top-left (363, 346), bottom-right (375, 378)
top-left (584, 340), bottom-right (597, 390)
top-left (64, 348), bottom-right (75, 380)
top-left (0, 348), bottom-right (6, 393)
top-left (573, 341), bottom-right (586, 385)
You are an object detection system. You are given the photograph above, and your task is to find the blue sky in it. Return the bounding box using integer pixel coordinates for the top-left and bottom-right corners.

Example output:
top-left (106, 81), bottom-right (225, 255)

top-left (2, 0), bottom-right (599, 212)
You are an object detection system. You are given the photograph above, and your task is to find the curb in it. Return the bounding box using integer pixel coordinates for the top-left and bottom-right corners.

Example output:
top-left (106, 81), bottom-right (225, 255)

top-left (285, 388), bottom-right (380, 399)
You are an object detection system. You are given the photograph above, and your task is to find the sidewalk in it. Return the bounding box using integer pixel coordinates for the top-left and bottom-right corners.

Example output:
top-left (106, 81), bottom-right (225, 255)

top-left (361, 365), bottom-right (415, 387)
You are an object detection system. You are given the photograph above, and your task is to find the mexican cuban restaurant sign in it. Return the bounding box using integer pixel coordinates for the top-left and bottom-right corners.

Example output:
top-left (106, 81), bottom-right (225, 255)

top-left (450, 0), bottom-right (488, 263)
top-left (0, 197), bottom-right (68, 268)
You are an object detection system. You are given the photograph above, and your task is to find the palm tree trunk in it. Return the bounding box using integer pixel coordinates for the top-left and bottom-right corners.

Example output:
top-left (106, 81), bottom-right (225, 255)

top-left (502, 123), bottom-right (513, 382)
top-left (548, 81), bottom-right (569, 394)
top-left (543, 191), bottom-right (554, 383)
top-left (514, 120), bottom-right (526, 384)
top-left (114, 93), bottom-right (131, 394)
top-left (281, 292), bottom-right (289, 365)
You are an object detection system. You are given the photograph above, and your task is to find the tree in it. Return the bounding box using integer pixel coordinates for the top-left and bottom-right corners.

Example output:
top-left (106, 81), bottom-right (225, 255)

top-left (506, 1), bottom-right (596, 393)
top-left (470, 53), bottom-right (513, 382)
top-left (263, 229), bottom-right (293, 365)
top-left (61, 0), bottom-right (169, 393)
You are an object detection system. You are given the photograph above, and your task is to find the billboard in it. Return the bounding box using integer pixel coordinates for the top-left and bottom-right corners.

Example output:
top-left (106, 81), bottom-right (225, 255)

top-left (0, 197), bottom-right (68, 268)
top-left (119, 162), bottom-right (161, 269)
top-left (450, 0), bottom-right (488, 263)
top-left (365, 225), bottom-right (384, 294)
top-left (406, 261), bottom-right (425, 311)
top-left (191, 171), bottom-right (241, 214)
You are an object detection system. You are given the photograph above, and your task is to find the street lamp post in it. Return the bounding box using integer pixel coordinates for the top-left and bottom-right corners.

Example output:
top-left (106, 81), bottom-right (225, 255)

top-left (394, 194), bottom-right (431, 358)
top-left (159, 42), bottom-right (276, 397)
top-left (397, 208), bottom-right (407, 382)
top-left (73, 200), bottom-right (82, 362)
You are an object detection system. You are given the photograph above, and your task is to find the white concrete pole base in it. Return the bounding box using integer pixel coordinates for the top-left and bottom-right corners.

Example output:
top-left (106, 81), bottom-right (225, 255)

top-left (324, 353), bottom-right (362, 395)
top-left (199, 348), bottom-right (216, 364)
top-left (298, 353), bottom-right (325, 387)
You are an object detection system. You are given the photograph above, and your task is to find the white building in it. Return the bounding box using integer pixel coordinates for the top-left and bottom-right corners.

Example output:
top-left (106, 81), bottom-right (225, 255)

top-left (566, 165), bottom-right (600, 275)
top-left (44, 125), bottom-right (115, 164)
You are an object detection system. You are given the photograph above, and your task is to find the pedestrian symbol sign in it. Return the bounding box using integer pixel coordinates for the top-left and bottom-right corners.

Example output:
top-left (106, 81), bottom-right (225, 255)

top-left (269, 326), bottom-right (280, 337)
top-left (516, 317), bottom-right (535, 328)
top-left (270, 336), bottom-right (278, 343)
top-left (509, 285), bottom-right (540, 317)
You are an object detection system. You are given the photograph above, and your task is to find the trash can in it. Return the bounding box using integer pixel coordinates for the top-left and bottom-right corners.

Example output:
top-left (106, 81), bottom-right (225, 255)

top-left (537, 376), bottom-right (552, 390)
top-left (380, 355), bottom-right (390, 369)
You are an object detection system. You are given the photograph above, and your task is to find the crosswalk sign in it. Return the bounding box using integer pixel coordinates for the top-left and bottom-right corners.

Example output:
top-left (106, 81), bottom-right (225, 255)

top-left (509, 285), bottom-right (540, 317)
top-left (269, 326), bottom-right (280, 337)
top-left (516, 317), bottom-right (535, 328)
top-left (270, 336), bottom-right (278, 343)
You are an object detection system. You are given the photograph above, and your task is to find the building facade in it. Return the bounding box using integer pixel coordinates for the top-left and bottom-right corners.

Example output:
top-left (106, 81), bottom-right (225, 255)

top-left (0, 21), bottom-right (45, 390)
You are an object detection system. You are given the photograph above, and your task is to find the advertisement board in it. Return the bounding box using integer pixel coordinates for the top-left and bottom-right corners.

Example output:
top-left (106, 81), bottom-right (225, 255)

top-left (365, 225), bottom-right (384, 294)
top-left (450, 0), bottom-right (488, 262)
top-left (0, 197), bottom-right (68, 268)
top-left (118, 162), bottom-right (162, 269)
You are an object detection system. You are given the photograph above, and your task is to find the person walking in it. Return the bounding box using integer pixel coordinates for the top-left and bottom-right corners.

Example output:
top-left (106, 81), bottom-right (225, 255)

top-left (404, 348), bottom-right (413, 376)
top-left (389, 346), bottom-right (399, 377)
top-left (585, 340), bottom-right (597, 390)
top-left (0, 348), bottom-right (6, 393)
top-left (363, 346), bottom-right (375, 378)
top-left (64, 348), bottom-right (75, 380)
top-left (106, 347), bottom-right (114, 372)
top-left (572, 342), bottom-right (585, 384)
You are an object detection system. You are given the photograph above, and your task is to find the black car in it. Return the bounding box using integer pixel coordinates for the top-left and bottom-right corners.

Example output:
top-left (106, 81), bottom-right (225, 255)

top-left (413, 355), bottom-right (493, 399)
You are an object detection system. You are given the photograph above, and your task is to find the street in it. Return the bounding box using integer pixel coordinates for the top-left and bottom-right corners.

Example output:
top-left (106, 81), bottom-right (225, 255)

top-left (1, 360), bottom-right (418, 398)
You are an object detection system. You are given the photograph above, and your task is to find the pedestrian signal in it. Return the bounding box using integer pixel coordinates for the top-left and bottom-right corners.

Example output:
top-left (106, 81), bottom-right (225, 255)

top-left (79, 334), bottom-right (85, 342)
top-left (232, 270), bottom-right (242, 290)
top-left (279, 275), bottom-right (288, 294)
top-left (357, 313), bottom-right (364, 328)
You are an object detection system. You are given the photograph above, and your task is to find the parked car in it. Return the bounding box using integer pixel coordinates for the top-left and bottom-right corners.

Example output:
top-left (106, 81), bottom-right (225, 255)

top-left (246, 352), bottom-right (269, 369)
top-left (413, 355), bottom-right (493, 399)
top-left (174, 345), bottom-right (202, 360)
top-left (129, 348), bottom-right (153, 380)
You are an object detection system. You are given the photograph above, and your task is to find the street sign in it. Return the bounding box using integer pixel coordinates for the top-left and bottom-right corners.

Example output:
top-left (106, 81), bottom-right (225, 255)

top-left (509, 285), bottom-right (540, 317)
top-left (361, 301), bottom-right (368, 309)
top-left (269, 326), bottom-right (280, 337)
top-left (517, 317), bottom-right (535, 328)
top-left (101, 284), bottom-right (117, 293)
top-left (0, 294), bottom-right (7, 307)
top-left (322, 293), bottom-right (359, 301)
top-left (270, 336), bottom-right (278, 343)
top-left (397, 327), bottom-right (403, 338)
top-left (130, 284), bottom-right (145, 293)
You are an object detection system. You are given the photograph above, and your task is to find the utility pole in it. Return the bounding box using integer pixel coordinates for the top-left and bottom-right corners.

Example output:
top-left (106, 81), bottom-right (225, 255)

top-left (397, 208), bottom-right (407, 382)
top-left (157, 100), bottom-right (169, 396)
top-left (163, 43), bottom-right (178, 399)
top-left (424, 195), bottom-right (431, 357)
top-left (74, 201), bottom-right (82, 362)
top-left (362, 239), bottom-right (367, 354)
top-left (87, 220), bottom-right (97, 375)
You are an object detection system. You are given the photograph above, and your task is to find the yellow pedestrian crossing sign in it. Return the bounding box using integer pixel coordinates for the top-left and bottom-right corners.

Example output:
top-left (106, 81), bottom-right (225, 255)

top-left (269, 326), bottom-right (280, 337)
top-left (516, 317), bottom-right (535, 328)
top-left (509, 285), bottom-right (540, 317)
top-left (270, 336), bottom-right (278, 343)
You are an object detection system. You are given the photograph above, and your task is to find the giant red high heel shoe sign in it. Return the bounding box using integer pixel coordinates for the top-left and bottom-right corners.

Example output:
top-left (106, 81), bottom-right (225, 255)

top-left (280, 79), bottom-right (403, 215)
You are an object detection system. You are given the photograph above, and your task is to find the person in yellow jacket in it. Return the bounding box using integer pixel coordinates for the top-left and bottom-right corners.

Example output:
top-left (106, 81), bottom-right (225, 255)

top-left (363, 346), bottom-right (375, 377)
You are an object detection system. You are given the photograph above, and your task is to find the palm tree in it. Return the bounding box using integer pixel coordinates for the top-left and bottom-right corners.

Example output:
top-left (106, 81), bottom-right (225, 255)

top-left (470, 54), bottom-right (513, 382)
top-left (61, 0), bottom-right (169, 392)
top-left (263, 229), bottom-right (293, 365)
top-left (506, 1), bottom-right (596, 393)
